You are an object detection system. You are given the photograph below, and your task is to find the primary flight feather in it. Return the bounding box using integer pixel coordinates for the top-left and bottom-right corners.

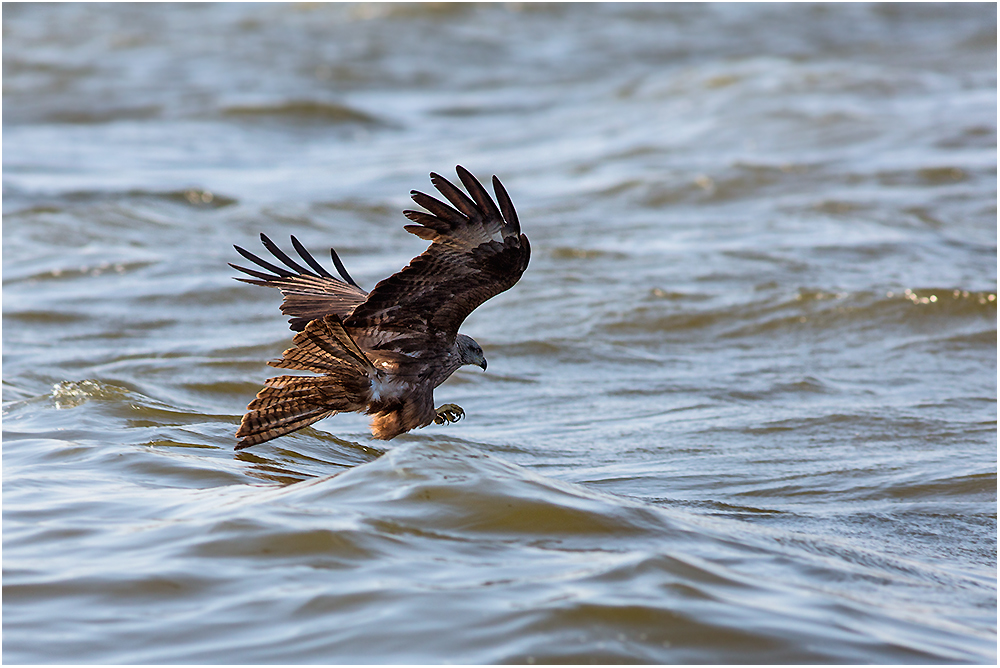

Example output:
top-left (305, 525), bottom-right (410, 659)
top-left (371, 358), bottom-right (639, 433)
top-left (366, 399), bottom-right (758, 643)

top-left (230, 166), bottom-right (530, 449)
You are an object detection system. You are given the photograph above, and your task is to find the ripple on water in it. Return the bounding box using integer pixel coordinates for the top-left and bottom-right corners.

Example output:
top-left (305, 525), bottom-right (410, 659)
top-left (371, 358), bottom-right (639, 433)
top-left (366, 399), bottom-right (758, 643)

top-left (598, 287), bottom-right (997, 344)
top-left (9, 441), bottom-right (990, 663)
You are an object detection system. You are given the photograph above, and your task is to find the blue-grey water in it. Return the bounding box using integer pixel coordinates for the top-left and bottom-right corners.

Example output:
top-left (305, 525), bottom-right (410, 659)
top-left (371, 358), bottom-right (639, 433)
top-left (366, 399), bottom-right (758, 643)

top-left (3, 3), bottom-right (996, 663)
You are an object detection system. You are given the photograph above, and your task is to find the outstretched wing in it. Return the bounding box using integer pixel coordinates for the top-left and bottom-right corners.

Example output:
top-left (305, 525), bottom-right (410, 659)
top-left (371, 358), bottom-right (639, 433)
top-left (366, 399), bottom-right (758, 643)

top-left (345, 166), bottom-right (530, 344)
top-left (230, 234), bottom-right (368, 331)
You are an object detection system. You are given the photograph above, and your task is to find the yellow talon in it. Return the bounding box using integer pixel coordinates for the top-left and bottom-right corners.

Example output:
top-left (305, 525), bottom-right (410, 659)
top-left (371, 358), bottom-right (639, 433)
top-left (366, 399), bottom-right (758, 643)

top-left (434, 403), bottom-right (464, 425)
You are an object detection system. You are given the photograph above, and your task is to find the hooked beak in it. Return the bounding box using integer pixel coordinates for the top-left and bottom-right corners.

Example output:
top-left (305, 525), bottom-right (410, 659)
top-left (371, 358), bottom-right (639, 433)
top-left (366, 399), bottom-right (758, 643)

top-left (479, 358), bottom-right (487, 371)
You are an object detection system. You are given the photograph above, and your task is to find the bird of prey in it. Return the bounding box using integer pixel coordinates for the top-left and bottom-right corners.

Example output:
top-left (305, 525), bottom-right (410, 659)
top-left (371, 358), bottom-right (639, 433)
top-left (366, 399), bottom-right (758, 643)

top-left (230, 166), bottom-right (530, 450)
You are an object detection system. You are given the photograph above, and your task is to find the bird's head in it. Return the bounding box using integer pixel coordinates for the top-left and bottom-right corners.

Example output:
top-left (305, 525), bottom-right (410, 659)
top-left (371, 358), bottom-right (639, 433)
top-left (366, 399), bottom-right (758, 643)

top-left (456, 334), bottom-right (487, 371)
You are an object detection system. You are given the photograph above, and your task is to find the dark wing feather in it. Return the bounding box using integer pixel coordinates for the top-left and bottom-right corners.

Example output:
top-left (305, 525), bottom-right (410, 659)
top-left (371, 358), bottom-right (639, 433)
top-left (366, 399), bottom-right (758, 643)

top-left (344, 166), bottom-right (530, 340)
top-left (231, 233), bottom-right (368, 331)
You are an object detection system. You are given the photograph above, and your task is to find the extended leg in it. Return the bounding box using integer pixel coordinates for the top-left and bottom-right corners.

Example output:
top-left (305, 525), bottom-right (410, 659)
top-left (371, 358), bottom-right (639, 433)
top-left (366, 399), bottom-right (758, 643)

top-left (434, 403), bottom-right (464, 425)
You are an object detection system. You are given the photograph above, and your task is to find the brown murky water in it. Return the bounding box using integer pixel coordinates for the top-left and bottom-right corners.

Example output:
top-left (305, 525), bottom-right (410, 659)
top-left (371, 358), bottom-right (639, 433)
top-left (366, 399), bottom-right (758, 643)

top-left (3, 3), bottom-right (996, 663)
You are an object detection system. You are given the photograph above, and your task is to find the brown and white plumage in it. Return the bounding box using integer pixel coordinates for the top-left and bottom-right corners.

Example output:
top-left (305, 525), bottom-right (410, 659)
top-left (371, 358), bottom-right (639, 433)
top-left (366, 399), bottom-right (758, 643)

top-left (230, 166), bottom-right (530, 449)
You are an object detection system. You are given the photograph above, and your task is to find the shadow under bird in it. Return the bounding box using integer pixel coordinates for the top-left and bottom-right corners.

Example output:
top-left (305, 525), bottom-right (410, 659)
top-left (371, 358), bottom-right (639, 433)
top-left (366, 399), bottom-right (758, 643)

top-left (230, 166), bottom-right (531, 450)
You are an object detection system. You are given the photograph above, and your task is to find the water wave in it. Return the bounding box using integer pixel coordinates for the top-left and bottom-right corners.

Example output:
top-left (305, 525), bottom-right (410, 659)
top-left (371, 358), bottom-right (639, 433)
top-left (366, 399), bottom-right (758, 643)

top-left (8, 441), bottom-right (988, 663)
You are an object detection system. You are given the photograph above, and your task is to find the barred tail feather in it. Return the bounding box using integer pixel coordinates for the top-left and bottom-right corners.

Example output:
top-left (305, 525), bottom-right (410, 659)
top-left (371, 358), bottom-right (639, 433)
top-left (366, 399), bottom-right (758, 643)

top-left (235, 315), bottom-right (376, 449)
top-left (235, 374), bottom-right (365, 449)
top-left (236, 404), bottom-right (336, 450)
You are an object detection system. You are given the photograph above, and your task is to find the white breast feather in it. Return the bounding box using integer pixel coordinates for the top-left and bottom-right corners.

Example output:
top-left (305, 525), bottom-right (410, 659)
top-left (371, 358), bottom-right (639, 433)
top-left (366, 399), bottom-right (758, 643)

top-left (369, 374), bottom-right (408, 402)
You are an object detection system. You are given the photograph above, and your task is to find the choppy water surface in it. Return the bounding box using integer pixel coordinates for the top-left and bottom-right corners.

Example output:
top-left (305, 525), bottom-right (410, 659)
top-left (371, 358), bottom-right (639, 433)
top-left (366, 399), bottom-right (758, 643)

top-left (3, 3), bottom-right (996, 663)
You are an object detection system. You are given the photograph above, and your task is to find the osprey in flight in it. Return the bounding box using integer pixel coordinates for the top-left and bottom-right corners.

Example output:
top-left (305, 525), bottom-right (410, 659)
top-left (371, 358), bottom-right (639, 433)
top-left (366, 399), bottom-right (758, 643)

top-left (231, 166), bottom-right (530, 449)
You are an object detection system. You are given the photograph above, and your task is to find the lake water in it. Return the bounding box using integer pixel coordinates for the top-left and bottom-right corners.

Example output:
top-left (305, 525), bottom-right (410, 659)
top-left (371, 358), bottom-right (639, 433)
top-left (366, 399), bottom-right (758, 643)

top-left (3, 3), bottom-right (996, 663)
